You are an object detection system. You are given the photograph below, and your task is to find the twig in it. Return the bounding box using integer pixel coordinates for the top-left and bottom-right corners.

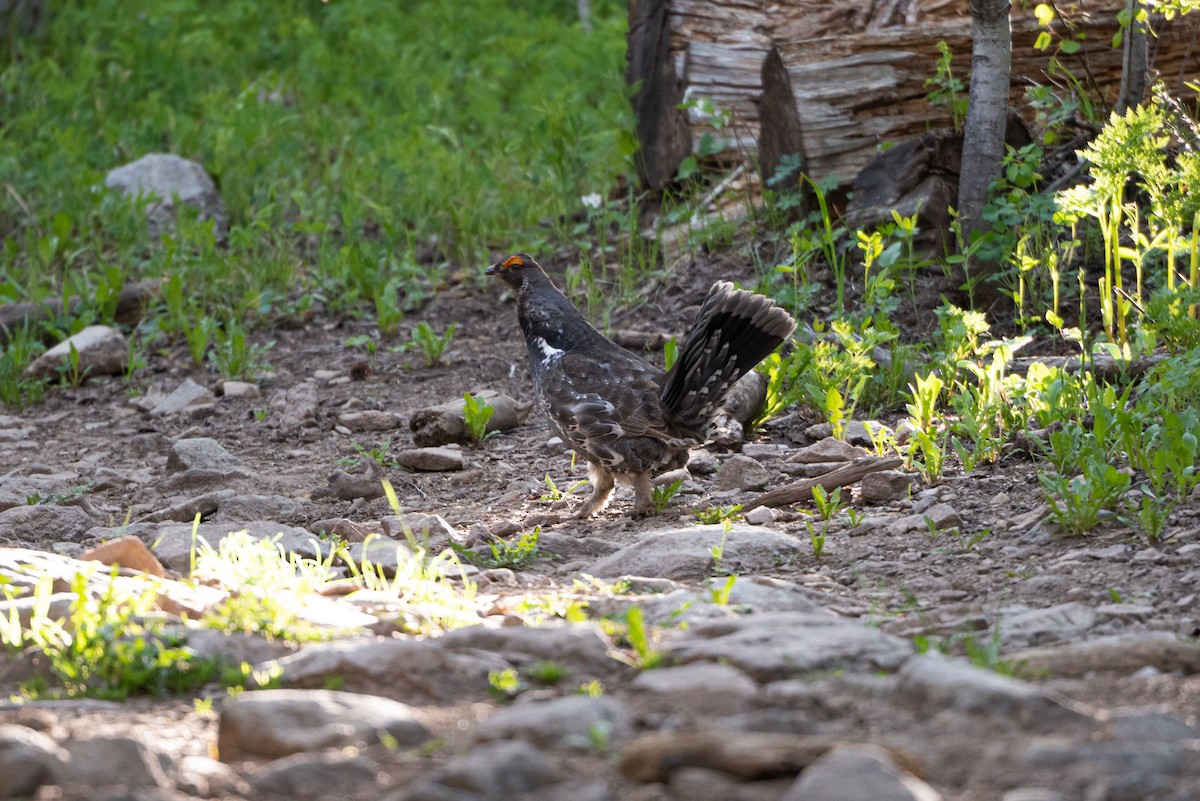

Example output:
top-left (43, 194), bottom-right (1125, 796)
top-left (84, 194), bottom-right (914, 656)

top-left (746, 455), bottom-right (903, 510)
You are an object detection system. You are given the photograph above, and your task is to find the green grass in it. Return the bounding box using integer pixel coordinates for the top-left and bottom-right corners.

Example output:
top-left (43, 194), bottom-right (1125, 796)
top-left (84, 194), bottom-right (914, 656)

top-left (1, 0), bottom-right (632, 311)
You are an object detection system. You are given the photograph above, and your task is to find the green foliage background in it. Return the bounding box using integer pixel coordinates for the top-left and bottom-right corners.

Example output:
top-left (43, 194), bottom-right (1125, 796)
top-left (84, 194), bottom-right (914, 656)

top-left (1, 0), bottom-right (633, 302)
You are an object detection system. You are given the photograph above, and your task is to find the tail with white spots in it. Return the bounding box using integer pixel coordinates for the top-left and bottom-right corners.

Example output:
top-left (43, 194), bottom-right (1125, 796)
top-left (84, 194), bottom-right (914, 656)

top-left (659, 282), bottom-right (795, 436)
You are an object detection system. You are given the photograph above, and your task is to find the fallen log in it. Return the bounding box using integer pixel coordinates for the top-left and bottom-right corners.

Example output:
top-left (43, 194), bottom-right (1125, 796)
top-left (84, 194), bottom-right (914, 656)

top-left (746, 454), bottom-right (903, 510)
top-left (758, 11), bottom-right (1200, 188)
top-left (0, 279), bottom-right (162, 344)
top-left (625, 1), bottom-right (1200, 190)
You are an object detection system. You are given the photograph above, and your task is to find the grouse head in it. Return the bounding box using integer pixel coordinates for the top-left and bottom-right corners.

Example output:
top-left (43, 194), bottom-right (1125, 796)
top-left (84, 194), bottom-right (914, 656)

top-left (486, 252), bottom-right (543, 290)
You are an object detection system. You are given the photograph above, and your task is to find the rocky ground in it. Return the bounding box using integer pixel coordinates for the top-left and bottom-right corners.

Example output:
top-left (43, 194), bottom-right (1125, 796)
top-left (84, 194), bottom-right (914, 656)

top-left (1, 254), bottom-right (1199, 801)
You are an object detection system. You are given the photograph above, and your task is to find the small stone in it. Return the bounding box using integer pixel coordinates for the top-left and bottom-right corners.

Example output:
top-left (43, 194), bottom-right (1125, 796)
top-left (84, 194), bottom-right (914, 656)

top-left (888, 502), bottom-right (961, 534)
top-left (687, 450), bottom-right (719, 475)
top-left (990, 491), bottom-right (1011, 506)
top-left (218, 689), bottom-right (431, 760)
top-left (337, 410), bottom-right (401, 431)
top-left (220, 380), bottom-right (260, 399)
top-left (742, 443), bottom-right (785, 459)
top-left (248, 753), bottom-right (381, 800)
top-left (273, 381), bottom-right (320, 431)
top-left (176, 755), bottom-right (249, 798)
top-left (382, 513), bottom-right (458, 545)
top-left (788, 436), bottom-right (868, 464)
top-left (148, 379), bottom-right (214, 417)
top-left (803, 420), bottom-right (891, 447)
top-left (212, 494), bottom-right (304, 523)
top-left (782, 744), bottom-right (941, 801)
top-left (860, 470), bottom-right (917, 503)
top-left (473, 695), bottom-right (632, 749)
top-left (1001, 790), bottom-right (1067, 801)
top-left (630, 662), bottom-right (758, 715)
top-left (718, 455), bottom-right (770, 492)
top-left (25, 325), bottom-right (128, 381)
top-left (395, 446), bottom-right (464, 472)
top-left (80, 536), bottom-right (164, 577)
top-left (401, 740), bottom-right (562, 800)
top-left (166, 437), bottom-right (242, 473)
top-left (743, 506), bottom-right (777, 525)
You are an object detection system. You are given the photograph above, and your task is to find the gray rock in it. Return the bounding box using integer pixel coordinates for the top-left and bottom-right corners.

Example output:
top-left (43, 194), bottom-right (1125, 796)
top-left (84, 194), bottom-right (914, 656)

top-left (220, 380), bottom-right (260, 399)
top-left (473, 694), bottom-right (631, 749)
top-left (272, 381), bottom-right (320, 432)
top-left (219, 689), bottom-right (431, 760)
top-left (105, 153), bottom-right (227, 239)
top-left (399, 740), bottom-right (562, 801)
top-left (248, 752), bottom-right (381, 799)
top-left (0, 724), bottom-right (67, 799)
top-left (150, 520), bottom-right (321, 574)
top-left (166, 437), bottom-right (242, 473)
top-left (782, 744), bottom-right (941, 801)
top-left (742, 506), bottom-right (777, 525)
top-left (788, 436), bottom-right (867, 464)
top-left (587, 524), bottom-right (806, 581)
top-left (382, 513), bottom-right (458, 545)
top-left (1109, 709), bottom-right (1198, 741)
top-left (718, 455), bottom-right (771, 492)
top-left (1001, 791), bottom-right (1068, 801)
top-left (439, 623), bottom-right (615, 677)
top-left (337, 410), bottom-right (401, 431)
top-left (713, 708), bottom-right (821, 735)
top-left (395, 446), bottom-right (464, 472)
top-left (0, 474), bottom-right (79, 512)
top-left (268, 638), bottom-right (508, 702)
top-left (803, 420), bottom-right (891, 447)
top-left (148, 378), bottom-right (214, 417)
top-left (211, 494), bottom-right (304, 524)
top-left (888, 502), bottom-right (961, 534)
top-left (893, 655), bottom-right (1088, 727)
top-left (860, 470), bottom-right (917, 503)
top-left (53, 735), bottom-right (172, 789)
top-left (630, 662), bottom-right (758, 715)
top-left (0, 504), bottom-right (93, 543)
top-left (669, 767), bottom-right (784, 801)
top-left (181, 629), bottom-right (294, 668)
top-left (667, 610), bottom-right (912, 681)
top-left (25, 325), bottom-right (128, 381)
top-left (1001, 602), bottom-right (1097, 647)
top-left (175, 755), bottom-right (249, 798)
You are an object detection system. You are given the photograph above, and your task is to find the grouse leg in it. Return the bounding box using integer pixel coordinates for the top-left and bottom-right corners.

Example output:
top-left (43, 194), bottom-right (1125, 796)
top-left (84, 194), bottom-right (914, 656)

top-left (630, 473), bottom-right (655, 518)
top-left (576, 462), bottom-right (616, 518)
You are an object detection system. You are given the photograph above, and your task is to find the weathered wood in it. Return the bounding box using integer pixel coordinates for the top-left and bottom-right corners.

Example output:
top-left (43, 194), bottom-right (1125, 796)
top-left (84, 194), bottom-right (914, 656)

top-left (761, 12), bottom-right (1200, 185)
top-left (0, 280), bottom-right (161, 344)
top-left (627, 0), bottom-right (692, 189)
top-left (746, 455), bottom-right (903, 510)
top-left (629, 1), bottom-right (1200, 189)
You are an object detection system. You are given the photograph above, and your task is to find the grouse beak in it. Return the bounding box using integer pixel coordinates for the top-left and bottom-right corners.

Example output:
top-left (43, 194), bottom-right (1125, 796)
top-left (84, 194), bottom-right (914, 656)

top-left (485, 261), bottom-right (500, 276)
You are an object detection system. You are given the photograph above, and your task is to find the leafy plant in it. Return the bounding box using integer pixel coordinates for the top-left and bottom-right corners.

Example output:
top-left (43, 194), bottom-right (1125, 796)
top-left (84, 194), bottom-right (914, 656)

top-left (925, 40), bottom-right (968, 130)
top-left (693, 504), bottom-right (743, 524)
top-left (463, 392), bottom-right (495, 445)
top-left (806, 519), bottom-right (828, 559)
top-left (2, 567), bottom-right (220, 699)
top-left (708, 574), bottom-right (737, 605)
top-left (210, 318), bottom-right (273, 382)
top-left (540, 474), bottom-right (587, 502)
top-left (488, 667), bottom-right (522, 702)
top-left (810, 485), bottom-right (843, 521)
top-left (618, 606), bottom-right (663, 670)
top-left (651, 478), bottom-right (685, 513)
top-left (453, 528), bottom-right (541, 570)
top-left (410, 321), bottom-right (456, 367)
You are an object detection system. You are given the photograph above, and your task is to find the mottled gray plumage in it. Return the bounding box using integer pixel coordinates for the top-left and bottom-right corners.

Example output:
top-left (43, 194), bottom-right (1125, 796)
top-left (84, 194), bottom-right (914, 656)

top-left (488, 253), bottom-right (795, 517)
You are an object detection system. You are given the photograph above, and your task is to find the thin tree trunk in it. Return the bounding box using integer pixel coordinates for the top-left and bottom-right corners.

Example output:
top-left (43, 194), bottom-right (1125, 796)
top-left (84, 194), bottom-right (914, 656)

top-left (957, 0), bottom-right (1012, 249)
top-left (1116, 0), bottom-right (1149, 113)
